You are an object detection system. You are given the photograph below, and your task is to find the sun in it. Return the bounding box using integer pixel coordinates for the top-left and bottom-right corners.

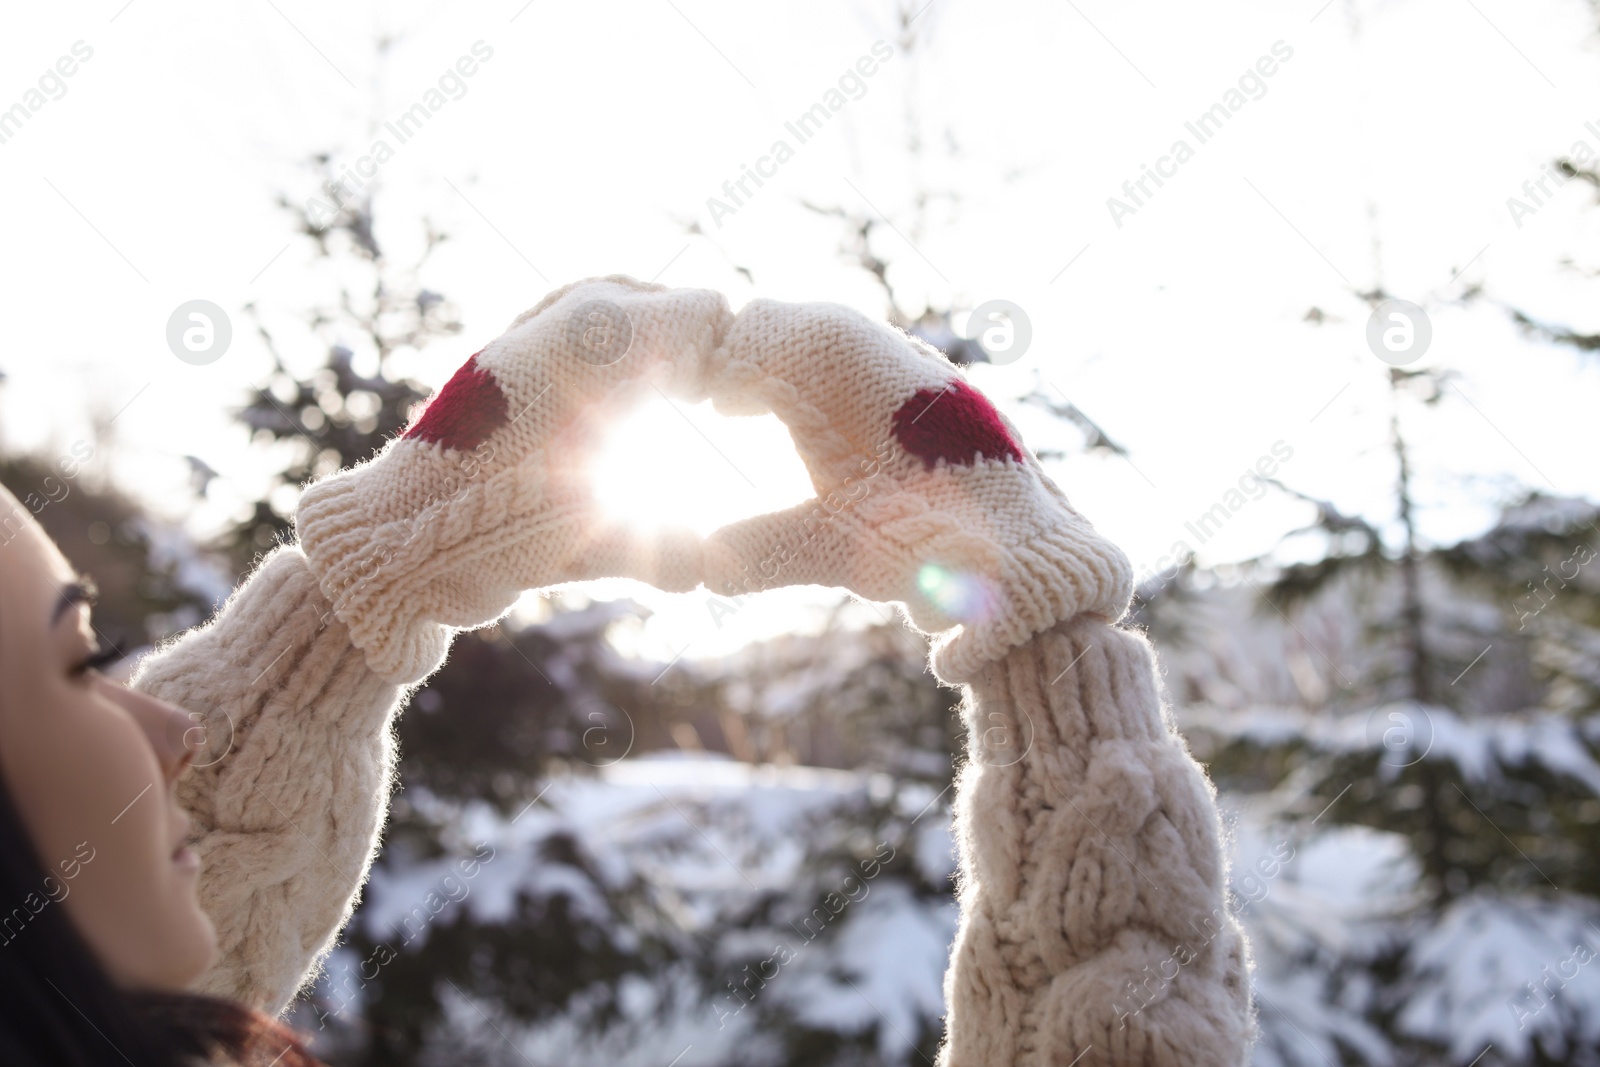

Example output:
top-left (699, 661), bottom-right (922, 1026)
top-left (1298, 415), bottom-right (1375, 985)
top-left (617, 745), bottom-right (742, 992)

top-left (585, 391), bottom-right (813, 538)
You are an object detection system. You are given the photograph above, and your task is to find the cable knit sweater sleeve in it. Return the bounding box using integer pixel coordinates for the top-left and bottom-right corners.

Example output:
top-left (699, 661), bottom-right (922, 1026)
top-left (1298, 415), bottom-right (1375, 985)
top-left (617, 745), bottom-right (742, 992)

top-left (129, 544), bottom-right (402, 1016)
top-left (938, 613), bottom-right (1255, 1067)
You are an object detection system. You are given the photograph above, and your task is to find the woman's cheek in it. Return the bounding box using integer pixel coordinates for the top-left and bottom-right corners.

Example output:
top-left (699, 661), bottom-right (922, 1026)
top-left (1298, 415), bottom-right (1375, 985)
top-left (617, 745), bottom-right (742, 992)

top-left (54, 702), bottom-right (210, 990)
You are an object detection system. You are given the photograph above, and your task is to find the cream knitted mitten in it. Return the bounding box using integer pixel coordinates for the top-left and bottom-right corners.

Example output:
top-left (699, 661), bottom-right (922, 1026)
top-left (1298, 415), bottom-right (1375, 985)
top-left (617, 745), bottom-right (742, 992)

top-left (695, 298), bottom-right (1256, 1065)
top-left (698, 298), bottom-right (1132, 683)
top-left (295, 276), bottom-right (733, 683)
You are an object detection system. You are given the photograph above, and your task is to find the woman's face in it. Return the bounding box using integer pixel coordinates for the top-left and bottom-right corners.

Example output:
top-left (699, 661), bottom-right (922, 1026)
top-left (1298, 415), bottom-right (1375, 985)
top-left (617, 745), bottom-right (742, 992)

top-left (0, 484), bottom-right (215, 990)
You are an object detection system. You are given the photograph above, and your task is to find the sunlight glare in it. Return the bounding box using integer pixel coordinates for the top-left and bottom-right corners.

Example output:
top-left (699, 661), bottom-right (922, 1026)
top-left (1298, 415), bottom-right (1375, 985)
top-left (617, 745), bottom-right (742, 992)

top-left (586, 392), bottom-right (814, 538)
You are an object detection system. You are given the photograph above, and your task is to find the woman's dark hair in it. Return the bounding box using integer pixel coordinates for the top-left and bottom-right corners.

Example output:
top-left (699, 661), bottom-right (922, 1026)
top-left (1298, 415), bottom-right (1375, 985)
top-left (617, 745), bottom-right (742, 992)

top-left (0, 761), bottom-right (324, 1066)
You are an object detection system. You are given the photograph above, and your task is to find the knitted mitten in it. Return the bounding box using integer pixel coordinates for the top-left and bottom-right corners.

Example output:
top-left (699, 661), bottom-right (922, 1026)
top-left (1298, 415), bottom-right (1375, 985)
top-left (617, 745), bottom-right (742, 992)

top-left (697, 299), bottom-right (1256, 1066)
top-left (698, 297), bottom-right (1132, 683)
top-left (296, 276), bottom-right (732, 683)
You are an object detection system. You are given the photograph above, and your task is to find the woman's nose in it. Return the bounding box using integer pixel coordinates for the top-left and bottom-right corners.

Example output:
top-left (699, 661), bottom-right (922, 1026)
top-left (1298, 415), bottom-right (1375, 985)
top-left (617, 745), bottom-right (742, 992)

top-left (101, 677), bottom-right (199, 782)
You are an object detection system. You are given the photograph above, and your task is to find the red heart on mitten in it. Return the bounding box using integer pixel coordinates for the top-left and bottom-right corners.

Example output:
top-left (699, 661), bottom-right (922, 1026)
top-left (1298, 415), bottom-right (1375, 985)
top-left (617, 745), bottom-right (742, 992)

top-left (403, 352), bottom-right (510, 452)
top-left (891, 379), bottom-right (1024, 470)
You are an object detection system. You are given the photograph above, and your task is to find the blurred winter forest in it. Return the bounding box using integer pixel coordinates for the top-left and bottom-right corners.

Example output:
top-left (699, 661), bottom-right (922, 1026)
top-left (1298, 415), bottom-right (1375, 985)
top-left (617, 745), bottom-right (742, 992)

top-left (6, 3), bottom-right (1600, 1066)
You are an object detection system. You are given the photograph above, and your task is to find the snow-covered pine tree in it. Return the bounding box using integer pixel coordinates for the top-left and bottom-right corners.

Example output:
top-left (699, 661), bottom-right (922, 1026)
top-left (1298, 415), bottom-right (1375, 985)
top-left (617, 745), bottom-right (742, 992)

top-left (1138, 358), bottom-right (1600, 1067)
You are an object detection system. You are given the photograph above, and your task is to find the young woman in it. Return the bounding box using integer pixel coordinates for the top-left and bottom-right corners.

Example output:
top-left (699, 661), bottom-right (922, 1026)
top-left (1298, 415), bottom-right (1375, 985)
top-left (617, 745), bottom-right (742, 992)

top-left (0, 277), bottom-right (1255, 1066)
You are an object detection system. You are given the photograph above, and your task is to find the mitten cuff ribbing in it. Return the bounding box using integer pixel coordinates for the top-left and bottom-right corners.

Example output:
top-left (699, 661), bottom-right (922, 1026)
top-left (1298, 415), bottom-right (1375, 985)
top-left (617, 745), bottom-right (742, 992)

top-left (925, 493), bottom-right (1134, 685)
top-left (294, 441), bottom-right (549, 684)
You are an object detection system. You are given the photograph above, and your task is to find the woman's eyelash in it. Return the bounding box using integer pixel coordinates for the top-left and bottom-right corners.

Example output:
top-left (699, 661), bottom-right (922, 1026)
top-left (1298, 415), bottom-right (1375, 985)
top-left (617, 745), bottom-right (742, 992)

top-left (72, 645), bottom-right (126, 678)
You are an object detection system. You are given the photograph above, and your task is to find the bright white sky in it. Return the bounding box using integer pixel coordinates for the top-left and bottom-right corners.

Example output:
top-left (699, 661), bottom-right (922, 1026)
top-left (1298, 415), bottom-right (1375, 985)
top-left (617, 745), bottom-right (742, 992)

top-left (2, 0), bottom-right (1597, 663)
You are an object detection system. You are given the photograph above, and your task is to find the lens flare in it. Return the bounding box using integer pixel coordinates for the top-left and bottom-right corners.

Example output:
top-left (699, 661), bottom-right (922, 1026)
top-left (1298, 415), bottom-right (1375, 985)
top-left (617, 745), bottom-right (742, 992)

top-left (916, 563), bottom-right (996, 623)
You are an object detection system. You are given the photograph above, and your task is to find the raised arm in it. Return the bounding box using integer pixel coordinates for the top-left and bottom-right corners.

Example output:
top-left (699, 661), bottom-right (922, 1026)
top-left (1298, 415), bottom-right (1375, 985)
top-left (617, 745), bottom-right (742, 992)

top-left (696, 299), bottom-right (1256, 1065)
top-left (943, 617), bottom-right (1252, 1066)
top-left (133, 277), bottom-right (731, 1015)
top-left (131, 546), bottom-right (400, 1013)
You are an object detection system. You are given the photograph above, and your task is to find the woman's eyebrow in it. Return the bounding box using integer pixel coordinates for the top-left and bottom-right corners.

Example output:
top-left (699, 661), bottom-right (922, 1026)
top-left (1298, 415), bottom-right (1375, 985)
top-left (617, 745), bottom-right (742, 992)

top-left (51, 577), bottom-right (99, 627)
